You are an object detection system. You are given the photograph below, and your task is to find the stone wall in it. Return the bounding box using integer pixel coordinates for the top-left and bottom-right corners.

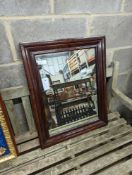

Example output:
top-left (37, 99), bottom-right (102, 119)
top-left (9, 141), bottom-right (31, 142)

top-left (0, 0), bottom-right (132, 114)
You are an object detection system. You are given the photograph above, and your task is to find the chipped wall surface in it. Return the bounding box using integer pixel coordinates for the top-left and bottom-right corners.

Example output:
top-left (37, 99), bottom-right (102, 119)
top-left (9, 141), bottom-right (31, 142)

top-left (0, 0), bottom-right (132, 115)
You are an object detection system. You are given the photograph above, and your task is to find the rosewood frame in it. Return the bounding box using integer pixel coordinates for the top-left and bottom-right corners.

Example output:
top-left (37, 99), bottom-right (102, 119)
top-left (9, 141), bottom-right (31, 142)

top-left (20, 37), bottom-right (108, 149)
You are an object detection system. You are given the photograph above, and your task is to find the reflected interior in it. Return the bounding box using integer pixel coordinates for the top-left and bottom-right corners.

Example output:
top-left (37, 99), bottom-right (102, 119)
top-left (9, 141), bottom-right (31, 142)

top-left (35, 49), bottom-right (98, 135)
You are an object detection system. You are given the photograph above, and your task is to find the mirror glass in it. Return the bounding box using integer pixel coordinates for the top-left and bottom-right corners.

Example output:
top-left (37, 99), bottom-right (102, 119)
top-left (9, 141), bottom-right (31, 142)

top-left (35, 48), bottom-right (98, 136)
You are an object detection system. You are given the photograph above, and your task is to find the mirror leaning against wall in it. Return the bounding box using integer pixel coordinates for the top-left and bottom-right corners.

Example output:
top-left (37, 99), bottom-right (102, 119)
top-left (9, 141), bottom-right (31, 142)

top-left (20, 37), bottom-right (108, 148)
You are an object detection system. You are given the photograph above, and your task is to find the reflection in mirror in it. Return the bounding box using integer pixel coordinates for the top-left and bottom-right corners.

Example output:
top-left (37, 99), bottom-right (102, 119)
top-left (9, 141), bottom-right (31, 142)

top-left (35, 48), bottom-right (98, 136)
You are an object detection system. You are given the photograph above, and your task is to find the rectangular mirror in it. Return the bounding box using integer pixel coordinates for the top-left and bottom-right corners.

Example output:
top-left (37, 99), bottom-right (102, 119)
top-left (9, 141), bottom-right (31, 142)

top-left (20, 37), bottom-right (108, 148)
top-left (36, 49), bottom-right (98, 136)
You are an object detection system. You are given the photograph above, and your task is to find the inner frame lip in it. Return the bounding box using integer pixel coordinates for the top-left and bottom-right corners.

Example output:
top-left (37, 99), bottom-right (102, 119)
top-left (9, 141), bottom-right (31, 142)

top-left (32, 46), bottom-right (99, 131)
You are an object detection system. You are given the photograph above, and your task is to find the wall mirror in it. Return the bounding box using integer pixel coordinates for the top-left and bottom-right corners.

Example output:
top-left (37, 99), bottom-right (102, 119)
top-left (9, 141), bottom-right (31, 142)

top-left (20, 37), bottom-right (108, 148)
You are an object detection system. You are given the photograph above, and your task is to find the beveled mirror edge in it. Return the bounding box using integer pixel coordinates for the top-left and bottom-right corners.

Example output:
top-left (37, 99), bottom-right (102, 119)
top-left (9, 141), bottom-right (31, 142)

top-left (20, 36), bottom-right (108, 149)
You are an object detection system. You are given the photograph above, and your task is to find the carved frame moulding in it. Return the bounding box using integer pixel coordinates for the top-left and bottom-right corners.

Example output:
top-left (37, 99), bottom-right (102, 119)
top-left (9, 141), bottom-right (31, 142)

top-left (0, 95), bottom-right (18, 163)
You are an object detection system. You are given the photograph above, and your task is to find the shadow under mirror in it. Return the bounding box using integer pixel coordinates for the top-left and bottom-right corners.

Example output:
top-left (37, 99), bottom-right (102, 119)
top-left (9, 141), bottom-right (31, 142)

top-left (35, 48), bottom-right (99, 136)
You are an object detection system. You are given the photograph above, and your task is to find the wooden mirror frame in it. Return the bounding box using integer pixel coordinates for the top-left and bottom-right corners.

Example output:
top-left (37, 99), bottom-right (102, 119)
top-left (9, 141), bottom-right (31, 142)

top-left (20, 36), bottom-right (108, 149)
